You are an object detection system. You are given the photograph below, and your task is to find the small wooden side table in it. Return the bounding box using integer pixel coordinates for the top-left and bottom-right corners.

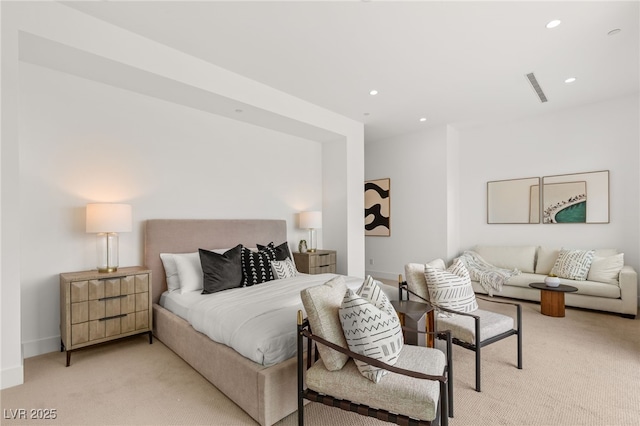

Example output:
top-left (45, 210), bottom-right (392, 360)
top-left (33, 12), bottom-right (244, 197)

top-left (529, 282), bottom-right (578, 317)
top-left (391, 300), bottom-right (435, 347)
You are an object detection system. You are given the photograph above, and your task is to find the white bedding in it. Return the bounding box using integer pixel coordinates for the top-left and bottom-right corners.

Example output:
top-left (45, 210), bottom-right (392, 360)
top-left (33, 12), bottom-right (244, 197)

top-left (159, 273), bottom-right (397, 366)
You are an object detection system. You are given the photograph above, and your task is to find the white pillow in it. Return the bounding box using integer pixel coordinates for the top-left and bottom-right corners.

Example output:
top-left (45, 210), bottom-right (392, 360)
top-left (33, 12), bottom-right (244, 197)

top-left (425, 258), bottom-right (478, 315)
top-left (173, 252), bottom-right (204, 294)
top-left (271, 258), bottom-right (298, 279)
top-left (340, 277), bottom-right (403, 383)
top-left (550, 249), bottom-right (595, 281)
top-left (587, 253), bottom-right (624, 285)
top-left (160, 253), bottom-right (181, 293)
top-left (160, 252), bottom-right (202, 292)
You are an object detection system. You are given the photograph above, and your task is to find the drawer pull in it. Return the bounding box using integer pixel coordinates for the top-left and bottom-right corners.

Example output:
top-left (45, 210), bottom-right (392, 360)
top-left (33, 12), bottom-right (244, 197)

top-left (97, 276), bottom-right (126, 281)
top-left (99, 314), bottom-right (127, 321)
top-left (98, 295), bottom-right (127, 301)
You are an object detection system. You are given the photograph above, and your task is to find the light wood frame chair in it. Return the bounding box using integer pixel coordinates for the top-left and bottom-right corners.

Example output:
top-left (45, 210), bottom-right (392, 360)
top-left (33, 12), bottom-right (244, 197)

top-left (399, 275), bottom-right (522, 392)
top-left (297, 310), bottom-right (453, 426)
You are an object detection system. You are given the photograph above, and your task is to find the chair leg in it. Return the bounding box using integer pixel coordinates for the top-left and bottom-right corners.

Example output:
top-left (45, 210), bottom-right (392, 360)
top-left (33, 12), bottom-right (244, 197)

top-left (475, 344), bottom-right (481, 392)
top-left (517, 305), bottom-right (523, 370)
top-left (446, 335), bottom-right (453, 418)
top-left (440, 380), bottom-right (448, 426)
top-left (474, 317), bottom-right (481, 392)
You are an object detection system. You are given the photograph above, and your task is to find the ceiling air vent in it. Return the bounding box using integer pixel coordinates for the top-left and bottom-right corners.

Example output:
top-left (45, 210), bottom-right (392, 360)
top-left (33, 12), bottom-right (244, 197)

top-left (526, 72), bottom-right (548, 103)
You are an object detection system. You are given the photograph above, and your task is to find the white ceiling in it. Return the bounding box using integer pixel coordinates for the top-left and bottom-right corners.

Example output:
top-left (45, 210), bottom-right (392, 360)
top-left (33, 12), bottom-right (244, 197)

top-left (63, 1), bottom-right (639, 142)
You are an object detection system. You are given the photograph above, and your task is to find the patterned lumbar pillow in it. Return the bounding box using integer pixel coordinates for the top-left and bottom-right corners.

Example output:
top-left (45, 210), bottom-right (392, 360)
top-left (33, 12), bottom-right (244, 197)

top-left (271, 257), bottom-right (298, 279)
top-left (339, 277), bottom-right (403, 383)
top-left (424, 258), bottom-right (478, 316)
top-left (551, 248), bottom-right (595, 281)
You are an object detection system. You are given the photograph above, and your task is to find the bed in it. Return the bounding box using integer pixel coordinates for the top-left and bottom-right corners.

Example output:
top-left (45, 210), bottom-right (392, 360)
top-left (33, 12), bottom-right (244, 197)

top-left (144, 219), bottom-right (373, 426)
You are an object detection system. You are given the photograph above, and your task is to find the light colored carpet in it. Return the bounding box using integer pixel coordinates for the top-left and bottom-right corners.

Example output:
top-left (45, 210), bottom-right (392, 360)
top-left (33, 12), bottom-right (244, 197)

top-left (2, 298), bottom-right (639, 425)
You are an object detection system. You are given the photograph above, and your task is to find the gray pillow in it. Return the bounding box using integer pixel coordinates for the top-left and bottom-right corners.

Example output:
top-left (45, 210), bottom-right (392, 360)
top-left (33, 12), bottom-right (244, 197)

top-left (199, 245), bottom-right (243, 294)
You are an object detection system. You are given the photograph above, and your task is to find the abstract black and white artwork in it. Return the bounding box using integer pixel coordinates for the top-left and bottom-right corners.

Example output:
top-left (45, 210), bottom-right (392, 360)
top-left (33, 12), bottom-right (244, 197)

top-left (365, 178), bottom-right (390, 236)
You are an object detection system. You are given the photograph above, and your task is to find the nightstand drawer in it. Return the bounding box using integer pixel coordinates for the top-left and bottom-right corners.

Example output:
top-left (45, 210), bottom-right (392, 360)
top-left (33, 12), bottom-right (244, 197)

top-left (310, 253), bottom-right (336, 268)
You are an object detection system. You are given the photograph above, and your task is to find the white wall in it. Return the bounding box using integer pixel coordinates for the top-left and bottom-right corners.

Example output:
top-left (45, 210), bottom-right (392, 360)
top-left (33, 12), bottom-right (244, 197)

top-left (458, 95), bottom-right (639, 278)
top-left (365, 95), bottom-right (640, 299)
top-left (365, 125), bottom-right (451, 280)
top-left (18, 62), bottom-right (324, 358)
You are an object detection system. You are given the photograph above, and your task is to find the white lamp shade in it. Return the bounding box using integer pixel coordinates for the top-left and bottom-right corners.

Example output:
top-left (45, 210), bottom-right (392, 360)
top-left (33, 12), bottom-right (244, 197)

top-left (86, 203), bottom-right (132, 233)
top-left (299, 211), bottom-right (322, 229)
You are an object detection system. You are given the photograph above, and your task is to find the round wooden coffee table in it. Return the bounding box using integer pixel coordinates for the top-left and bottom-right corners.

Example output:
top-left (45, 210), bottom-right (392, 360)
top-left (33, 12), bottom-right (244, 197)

top-left (529, 282), bottom-right (578, 317)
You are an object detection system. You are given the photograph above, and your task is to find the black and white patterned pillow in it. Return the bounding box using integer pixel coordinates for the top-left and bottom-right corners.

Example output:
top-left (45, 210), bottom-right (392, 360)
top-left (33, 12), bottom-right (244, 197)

top-left (241, 246), bottom-right (275, 286)
top-left (425, 258), bottom-right (478, 316)
top-left (551, 248), bottom-right (595, 280)
top-left (257, 241), bottom-right (291, 261)
top-left (339, 278), bottom-right (403, 383)
top-left (271, 258), bottom-right (298, 279)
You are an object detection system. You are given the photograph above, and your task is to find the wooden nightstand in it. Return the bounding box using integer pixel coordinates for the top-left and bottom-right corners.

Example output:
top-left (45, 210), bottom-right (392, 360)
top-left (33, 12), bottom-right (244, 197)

top-left (293, 250), bottom-right (337, 274)
top-left (59, 266), bottom-right (153, 366)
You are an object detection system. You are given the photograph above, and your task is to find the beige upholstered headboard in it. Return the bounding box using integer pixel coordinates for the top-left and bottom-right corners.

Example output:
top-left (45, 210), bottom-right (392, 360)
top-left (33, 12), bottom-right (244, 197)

top-left (144, 219), bottom-right (287, 304)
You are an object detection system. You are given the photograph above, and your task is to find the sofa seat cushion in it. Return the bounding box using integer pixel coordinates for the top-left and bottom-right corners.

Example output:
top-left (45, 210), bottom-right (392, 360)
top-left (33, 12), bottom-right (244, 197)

top-left (474, 274), bottom-right (621, 299)
top-left (504, 273), bottom-right (549, 288)
top-left (473, 245), bottom-right (537, 273)
top-left (557, 279), bottom-right (621, 298)
top-left (436, 309), bottom-right (513, 345)
top-left (306, 345), bottom-right (445, 421)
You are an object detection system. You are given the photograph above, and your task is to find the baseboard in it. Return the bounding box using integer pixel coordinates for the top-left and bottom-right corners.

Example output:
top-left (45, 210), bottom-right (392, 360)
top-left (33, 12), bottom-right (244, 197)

top-left (1, 364), bottom-right (24, 390)
top-left (366, 269), bottom-right (400, 282)
top-left (22, 335), bottom-right (60, 359)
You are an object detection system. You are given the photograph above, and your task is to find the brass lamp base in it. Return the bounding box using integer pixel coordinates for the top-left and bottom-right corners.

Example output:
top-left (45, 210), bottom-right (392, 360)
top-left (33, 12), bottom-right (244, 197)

top-left (98, 267), bottom-right (118, 273)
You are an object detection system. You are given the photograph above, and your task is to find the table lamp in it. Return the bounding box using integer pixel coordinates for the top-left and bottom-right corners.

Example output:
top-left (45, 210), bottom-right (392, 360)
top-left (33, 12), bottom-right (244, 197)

top-left (299, 211), bottom-right (322, 253)
top-left (86, 203), bottom-right (132, 272)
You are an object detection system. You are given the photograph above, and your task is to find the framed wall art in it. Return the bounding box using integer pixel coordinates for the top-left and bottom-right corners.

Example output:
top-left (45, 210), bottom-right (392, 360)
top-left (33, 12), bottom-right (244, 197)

top-left (365, 178), bottom-right (390, 236)
top-left (487, 177), bottom-right (540, 224)
top-left (542, 170), bottom-right (609, 224)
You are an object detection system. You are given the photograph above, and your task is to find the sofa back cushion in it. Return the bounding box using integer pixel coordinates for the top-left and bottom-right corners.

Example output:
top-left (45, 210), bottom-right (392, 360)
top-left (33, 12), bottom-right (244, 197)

top-left (535, 247), bottom-right (560, 275)
top-left (472, 245), bottom-right (536, 273)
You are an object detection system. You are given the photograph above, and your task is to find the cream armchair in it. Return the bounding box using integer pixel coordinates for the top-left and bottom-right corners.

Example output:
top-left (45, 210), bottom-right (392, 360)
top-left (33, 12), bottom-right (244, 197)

top-left (298, 276), bottom-right (453, 425)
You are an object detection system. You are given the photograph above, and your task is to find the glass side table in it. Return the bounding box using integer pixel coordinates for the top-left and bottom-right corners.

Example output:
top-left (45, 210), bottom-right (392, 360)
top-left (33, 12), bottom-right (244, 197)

top-left (391, 300), bottom-right (435, 347)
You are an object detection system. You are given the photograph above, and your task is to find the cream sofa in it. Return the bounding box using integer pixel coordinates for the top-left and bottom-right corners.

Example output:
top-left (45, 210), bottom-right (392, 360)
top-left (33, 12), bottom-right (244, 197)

top-left (467, 245), bottom-right (637, 318)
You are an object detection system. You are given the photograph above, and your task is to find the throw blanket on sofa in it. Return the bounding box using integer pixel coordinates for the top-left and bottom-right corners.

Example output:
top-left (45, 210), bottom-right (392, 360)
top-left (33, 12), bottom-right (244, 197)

top-left (457, 251), bottom-right (520, 296)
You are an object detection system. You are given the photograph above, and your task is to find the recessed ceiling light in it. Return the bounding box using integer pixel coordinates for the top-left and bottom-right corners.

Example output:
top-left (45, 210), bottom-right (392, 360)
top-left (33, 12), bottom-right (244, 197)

top-left (369, 90), bottom-right (378, 96)
top-left (419, 117), bottom-right (427, 122)
top-left (564, 77), bottom-right (576, 84)
top-left (608, 28), bottom-right (622, 36)
top-left (235, 109), bottom-right (243, 113)
top-left (546, 19), bottom-right (562, 29)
